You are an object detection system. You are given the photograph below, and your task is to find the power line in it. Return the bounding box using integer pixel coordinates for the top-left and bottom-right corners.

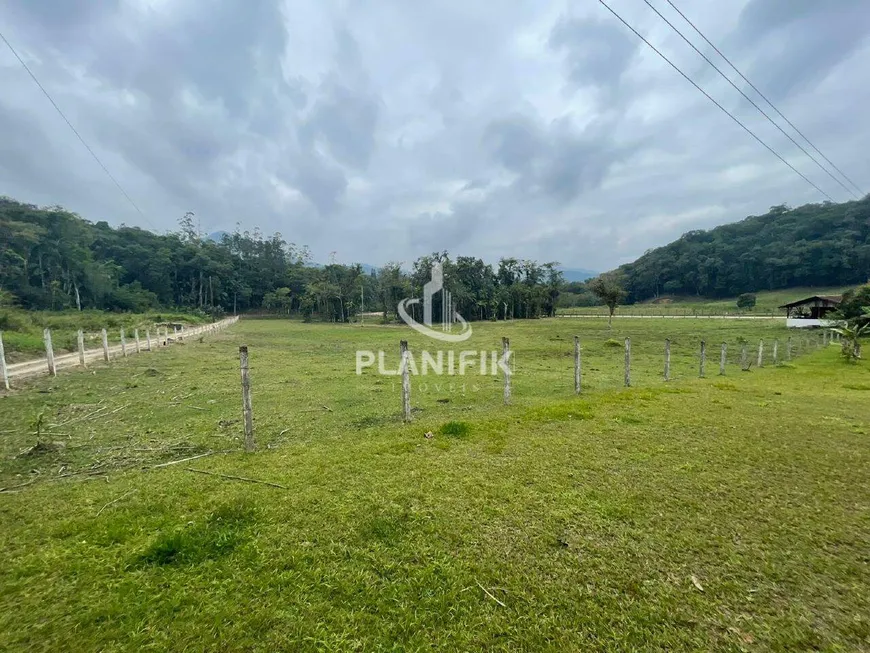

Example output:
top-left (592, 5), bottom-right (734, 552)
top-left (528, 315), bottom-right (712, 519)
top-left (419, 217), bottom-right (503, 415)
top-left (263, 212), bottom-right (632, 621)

top-left (597, 0), bottom-right (834, 202)
top-left (0, 30), bottom-right (159, 230)
top-left (663, 0), bottom-right (865, 198)
top-left (643, 0), bottom-right (856, 200)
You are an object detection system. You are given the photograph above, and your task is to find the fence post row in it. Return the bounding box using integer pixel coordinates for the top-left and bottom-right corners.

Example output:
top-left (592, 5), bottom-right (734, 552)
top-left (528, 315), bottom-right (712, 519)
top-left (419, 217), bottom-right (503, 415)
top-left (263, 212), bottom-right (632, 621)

top-left (624, 338), bottom-right (631, 388)
top-left (400, 340), bottom-right (412, 419)
top-left (573, 335), bottom-right (581, 395)
top-left (43, 328), bottom-right (57, 377)
top-left (664, 338), bottom-right (670, 382)
top-left (239, 345), bottom-right (255, 451)
top-left (0, 331), bottom-right (9, 390)
top-left (699, 340), bottom-right (706, 378)
top-left (502, 337), bottom-right (511, 405)
top-left (77, 329), bottom-right (86, 368)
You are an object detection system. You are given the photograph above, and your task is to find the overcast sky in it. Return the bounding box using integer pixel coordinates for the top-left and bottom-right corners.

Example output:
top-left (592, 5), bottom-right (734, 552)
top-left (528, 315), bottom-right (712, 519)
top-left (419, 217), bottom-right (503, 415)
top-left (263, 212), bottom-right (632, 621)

top-left (2, 0), bottom-right (869, 271)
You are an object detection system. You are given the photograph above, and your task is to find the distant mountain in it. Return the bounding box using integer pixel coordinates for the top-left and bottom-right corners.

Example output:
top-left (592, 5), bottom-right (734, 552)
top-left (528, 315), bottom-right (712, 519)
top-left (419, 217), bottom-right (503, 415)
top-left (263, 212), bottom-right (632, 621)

top-left (207, 231), bottom-right (229, 243)
top-left (560, 267), bottom-right (597, 282)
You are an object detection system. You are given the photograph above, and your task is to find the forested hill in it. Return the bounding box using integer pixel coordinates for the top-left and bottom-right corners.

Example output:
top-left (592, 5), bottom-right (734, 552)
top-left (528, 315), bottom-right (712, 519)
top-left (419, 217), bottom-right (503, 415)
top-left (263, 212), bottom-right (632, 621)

top-left (619, 198), bottom-right (870, 302)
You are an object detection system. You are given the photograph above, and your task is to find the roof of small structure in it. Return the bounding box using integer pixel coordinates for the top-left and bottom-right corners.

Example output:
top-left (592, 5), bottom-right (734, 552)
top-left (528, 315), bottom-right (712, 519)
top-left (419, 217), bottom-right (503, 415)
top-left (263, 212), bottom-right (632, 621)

top-left (778, 295), bottom-right (842, 309)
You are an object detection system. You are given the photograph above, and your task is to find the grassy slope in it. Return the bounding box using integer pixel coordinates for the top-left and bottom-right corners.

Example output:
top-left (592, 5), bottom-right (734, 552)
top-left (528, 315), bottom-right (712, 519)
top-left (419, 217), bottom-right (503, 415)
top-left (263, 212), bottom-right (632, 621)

top-left (0, 308), bottom-right (208, 361)
top-left (563, 286), bottom-right (857, 315)
top-left (1, 319), bottom-right (868, 651)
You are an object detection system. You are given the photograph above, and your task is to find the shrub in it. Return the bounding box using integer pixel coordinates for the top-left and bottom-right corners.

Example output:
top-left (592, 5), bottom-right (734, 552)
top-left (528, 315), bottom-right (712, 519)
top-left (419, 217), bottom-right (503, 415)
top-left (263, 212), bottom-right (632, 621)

top-left (736, 293), bottom-right (757, 310)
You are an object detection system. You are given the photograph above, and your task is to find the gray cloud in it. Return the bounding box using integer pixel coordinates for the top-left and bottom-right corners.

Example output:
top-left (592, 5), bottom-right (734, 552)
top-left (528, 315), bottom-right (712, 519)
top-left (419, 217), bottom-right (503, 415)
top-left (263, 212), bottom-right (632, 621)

top-left (549, 16), bottom-right (639, 93)
top-left (1, 0), bottom-right (868, 272)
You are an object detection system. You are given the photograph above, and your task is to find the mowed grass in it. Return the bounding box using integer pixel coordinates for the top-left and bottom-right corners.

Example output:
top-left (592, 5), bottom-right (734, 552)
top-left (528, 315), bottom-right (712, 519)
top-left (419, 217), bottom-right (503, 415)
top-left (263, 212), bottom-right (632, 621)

top-left (562, 285), bottom-right (856, 316)
top-left (0, 317), bottom-right (869, 651)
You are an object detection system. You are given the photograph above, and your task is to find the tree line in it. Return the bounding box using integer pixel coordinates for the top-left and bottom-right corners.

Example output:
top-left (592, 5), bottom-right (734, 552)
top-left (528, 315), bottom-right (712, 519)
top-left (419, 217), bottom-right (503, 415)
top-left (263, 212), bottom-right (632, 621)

top-left (6, 194), bottom-right (868, 321)
top-left (0, 197), bottom-right (565, 322)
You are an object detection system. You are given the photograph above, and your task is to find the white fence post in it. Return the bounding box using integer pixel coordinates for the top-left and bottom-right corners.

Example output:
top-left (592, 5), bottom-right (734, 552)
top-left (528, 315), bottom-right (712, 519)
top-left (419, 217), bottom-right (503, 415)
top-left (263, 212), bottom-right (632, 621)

top-left (699, 340), bottom-right (706, 378)
top-left (573, 335), bottom-right (581, 395)
top-left (624, 338), bottom-right (631, 387)
top-left (120, 328), bottom-right (127, 357)
top-left (502, 337), bottom-right (512, 404)
top-left (146, 329), bottom-right (152, 351)
top-left (134, 329), bottom-right (141, 353)
top-left (719, 342), bottom-right (726, 375)
top-left (101, 328), bottom-right (110, 362)
top-left (43, 328), bottom-right (57, 376)
top-left (773, 339), bottom-right (779, 365)
top-left (0, 331), bottom-right (9, 390)
top-left (239, 345), bottom-right (255, 451)
top-left (400, 340), bottom-right (412, 420)
top-left (757, 340), bottom-right (764, 368)
top-left (77, 329), bottom-right (86, 367)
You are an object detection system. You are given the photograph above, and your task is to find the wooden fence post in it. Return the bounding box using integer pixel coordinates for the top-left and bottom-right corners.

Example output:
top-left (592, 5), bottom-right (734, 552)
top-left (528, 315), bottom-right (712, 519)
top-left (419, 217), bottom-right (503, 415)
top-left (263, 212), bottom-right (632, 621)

top-left (787, 336), bottom-right (792, 361)
top-left (120, 328), bottom-right (127, 357)
top-left (43, 328), bottom-right (57, 376)
top-left (173, 325), bottom-right (179, 341)
top-left (757, 340), bottom-right (764, 368)
top-left (773, 339), bottom-right (779, 365)
top-left (102, 328), bottom-right (110, 361)
top-left (239, 345), bottom-right (255, 451)
top-left (77, 329), bottom-right (86, 367)
top-left (624, 338), bottom-right (631, 387)
top-left (400, 340), bottom-right (412, 419)
top-left (699, 340), bottom-right (706, 378)
top-left (719, 342), bottom-right (726, 375)
top-left (741, 344), bottom-right (748, 371)
top-left (664, 338), bottom-right (670, 381)
top-left (146, 329), bottom-right (152, 351)
top-left (134, 329), bottom-right (141, 353)
top-left (502, 337), bottom-right (511, 405)
top-left (0, 331), bottom-right (9, 390)
top-left (573, 336), bottom-right (581, 395)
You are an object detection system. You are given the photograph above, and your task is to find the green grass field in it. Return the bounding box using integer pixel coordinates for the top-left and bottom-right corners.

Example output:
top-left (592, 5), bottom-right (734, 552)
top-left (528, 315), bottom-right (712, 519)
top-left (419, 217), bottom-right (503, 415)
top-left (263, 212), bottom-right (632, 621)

top-left (1, 318), bottom-right (868, 651)
top-left (0, 308), bottom-right (208, 361)
top-left (562, 286), bottom-right (856, 316)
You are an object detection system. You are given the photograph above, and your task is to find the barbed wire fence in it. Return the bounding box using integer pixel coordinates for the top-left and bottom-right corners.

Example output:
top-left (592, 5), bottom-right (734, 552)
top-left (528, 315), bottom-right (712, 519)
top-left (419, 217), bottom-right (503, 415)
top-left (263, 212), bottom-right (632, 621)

top-left (229, 327), bottom-right (841, 450)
